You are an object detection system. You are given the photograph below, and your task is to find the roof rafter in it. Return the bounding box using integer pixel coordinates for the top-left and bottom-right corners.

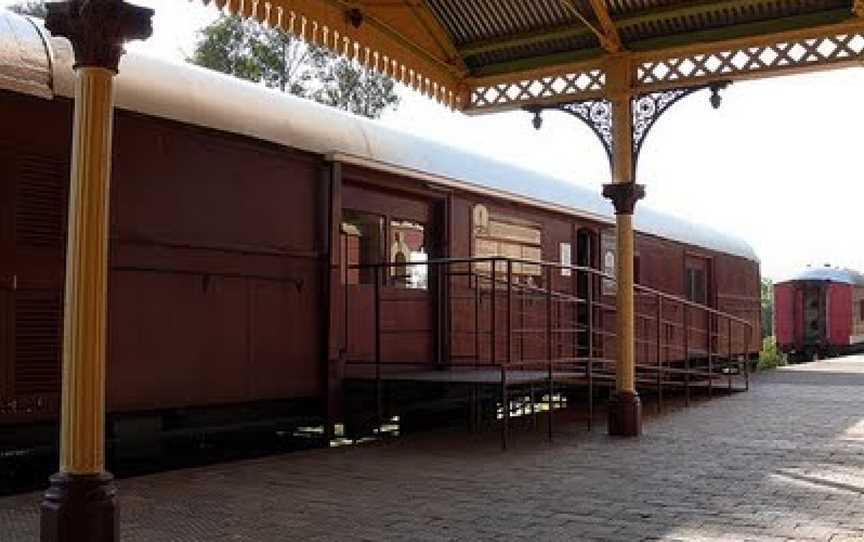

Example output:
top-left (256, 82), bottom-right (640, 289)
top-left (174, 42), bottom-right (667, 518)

top-left (587, 0), bottom-right (623, 53)
top-left (395, 0), bottom-right (468, 73)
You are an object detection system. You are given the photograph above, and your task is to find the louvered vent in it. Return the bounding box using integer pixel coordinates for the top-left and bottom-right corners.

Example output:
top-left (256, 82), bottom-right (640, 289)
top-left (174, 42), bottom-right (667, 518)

top-left (14, 290), bottom-right (62, 395)
top-left (15, 154), bottom-right (67, 248)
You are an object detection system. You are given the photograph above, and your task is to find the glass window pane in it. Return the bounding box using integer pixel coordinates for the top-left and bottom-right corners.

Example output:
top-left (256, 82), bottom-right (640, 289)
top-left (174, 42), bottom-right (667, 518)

top-left (342, 210), bottom-right (384, 285)
top-left (390, 219), bottom-right (427, 289)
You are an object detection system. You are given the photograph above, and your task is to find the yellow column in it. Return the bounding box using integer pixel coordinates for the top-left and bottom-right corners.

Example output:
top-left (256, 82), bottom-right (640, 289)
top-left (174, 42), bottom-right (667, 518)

top-left (611, 91), bottom-right (635, 395)
top-left (40, 2), bottom-right (152, 541)
top-left (603, 55), bottom-right (643, 437)
top-left (60, 67), bottom-right (115, 475)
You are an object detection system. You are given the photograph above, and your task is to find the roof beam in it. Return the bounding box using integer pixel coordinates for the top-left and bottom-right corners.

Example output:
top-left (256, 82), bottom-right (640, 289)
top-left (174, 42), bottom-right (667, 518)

top-left (466, 14), bottom-right (864, 112)
top-left (398, 0), bottom-right (468, 73)
top-left (459, 0), bottom-right (820, 58)
top-left (587, 0), bottom-right (623, 52)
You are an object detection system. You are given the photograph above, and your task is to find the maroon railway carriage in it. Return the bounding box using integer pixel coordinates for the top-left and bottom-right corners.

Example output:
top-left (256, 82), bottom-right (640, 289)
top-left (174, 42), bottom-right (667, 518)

top-left (775, 266), bottom-right (864, 361)
top-left (0, 11), bottom-right (760, 446)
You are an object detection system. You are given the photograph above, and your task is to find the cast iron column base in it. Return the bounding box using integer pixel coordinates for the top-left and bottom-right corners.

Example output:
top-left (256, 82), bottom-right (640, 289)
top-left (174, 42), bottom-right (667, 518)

top-left (40, 472), bottom-right (118, 542)
top-left (607, 390), bottom-right (642, 437)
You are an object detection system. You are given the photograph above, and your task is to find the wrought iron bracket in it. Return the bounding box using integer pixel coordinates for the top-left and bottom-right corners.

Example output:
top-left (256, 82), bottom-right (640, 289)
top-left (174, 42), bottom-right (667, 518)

top-left (524, 81), bottom-right (730, 177)
top-left (526, 99), bottom-right (614, 167)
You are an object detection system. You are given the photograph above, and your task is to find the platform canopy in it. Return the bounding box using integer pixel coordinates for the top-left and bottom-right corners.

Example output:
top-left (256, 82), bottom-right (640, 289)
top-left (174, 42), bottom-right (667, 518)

top-left (202, 0), bottom-right (864, 111)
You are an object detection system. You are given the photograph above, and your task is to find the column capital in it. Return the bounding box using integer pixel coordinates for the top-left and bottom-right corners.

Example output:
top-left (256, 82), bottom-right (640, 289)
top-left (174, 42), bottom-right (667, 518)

top-left (46, 0), bottom-right (153, 72)
top-left (602, 182), bottom-right (645, 215)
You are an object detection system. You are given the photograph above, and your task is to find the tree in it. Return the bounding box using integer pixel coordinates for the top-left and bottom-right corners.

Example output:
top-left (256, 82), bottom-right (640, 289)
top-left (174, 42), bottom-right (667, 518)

top-left (190, 15), bottom-right (399, 119)
top-left (8, 0), bottom-right (47, 19)
top-left (310, 50), bottom-right (400, 118)
top-left (761, 278), bottom-right (774, 339)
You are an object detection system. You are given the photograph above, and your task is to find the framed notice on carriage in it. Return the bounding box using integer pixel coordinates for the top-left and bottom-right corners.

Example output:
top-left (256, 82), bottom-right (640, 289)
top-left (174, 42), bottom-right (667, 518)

top-left (472, 205), bottom-right (543, 280)
top-left (560, 242), bottom-right (572, 277)
top-left (601, 230), bottom-right (616, 296)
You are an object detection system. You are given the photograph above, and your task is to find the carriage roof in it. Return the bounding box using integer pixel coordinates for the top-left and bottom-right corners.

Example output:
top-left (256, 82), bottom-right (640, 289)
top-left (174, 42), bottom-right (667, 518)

top-left (0, 9), bottom-right (759, 262)
top-left (778, 266), bottom-right (864, 286)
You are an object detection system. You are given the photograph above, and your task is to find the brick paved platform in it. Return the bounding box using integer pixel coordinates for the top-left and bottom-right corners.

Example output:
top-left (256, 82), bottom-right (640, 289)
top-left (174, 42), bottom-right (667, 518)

top-left (4, 357), bottom-right (864, 541)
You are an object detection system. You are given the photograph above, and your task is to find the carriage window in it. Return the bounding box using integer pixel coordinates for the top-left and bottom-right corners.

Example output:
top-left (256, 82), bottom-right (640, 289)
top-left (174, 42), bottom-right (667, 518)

top-left (472, 207), bottom-right (543, 286)
top-left (860, 300), bottom-right (864, 322)
top-left (390, 219), bottom-right (427, 289)
top-left (686, 267), bottom-right (707, 304)
top-left (634, 255), bottom-right (641, 285)
top-left (342, 210), bottom-right (384, 285)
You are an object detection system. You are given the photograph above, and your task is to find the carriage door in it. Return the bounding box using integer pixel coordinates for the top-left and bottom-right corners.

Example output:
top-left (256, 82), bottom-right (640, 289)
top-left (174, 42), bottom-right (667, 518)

top-left (341, 183), bottom-right (437, 367)
top-left (801, 282), bottom-right (825, 345)
top-left (575, 228), bottom-right (597, 357)
top-left (684, 255), bottom-right (714, 357)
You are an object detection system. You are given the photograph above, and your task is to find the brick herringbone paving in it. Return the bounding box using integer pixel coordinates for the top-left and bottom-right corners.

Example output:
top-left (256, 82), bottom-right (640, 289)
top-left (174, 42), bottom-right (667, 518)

top-left (5, 357), bottom-right (864, 541)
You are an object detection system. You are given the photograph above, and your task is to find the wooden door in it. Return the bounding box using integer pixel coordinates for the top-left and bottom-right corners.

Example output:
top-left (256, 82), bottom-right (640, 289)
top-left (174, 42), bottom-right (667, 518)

top-left (801, 283), bottom-right (825, 345)
top-left (341, 183), bottom-right (438, 367)
top-left (684, 255), bottom-right (713, 357)
top-left (575, 228), bottom-right (597, 358)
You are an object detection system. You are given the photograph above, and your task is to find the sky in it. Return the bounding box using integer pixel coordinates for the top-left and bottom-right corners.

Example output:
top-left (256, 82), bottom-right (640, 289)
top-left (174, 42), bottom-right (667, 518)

top-left (4, 0), bottom-right (862, 281)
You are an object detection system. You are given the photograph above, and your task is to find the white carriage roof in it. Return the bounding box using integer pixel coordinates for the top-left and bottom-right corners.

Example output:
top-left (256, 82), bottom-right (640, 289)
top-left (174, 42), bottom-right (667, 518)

top-left (0, 9), bottom-right (758, 262)
top-left (777, 266), bottom-right (864, 286)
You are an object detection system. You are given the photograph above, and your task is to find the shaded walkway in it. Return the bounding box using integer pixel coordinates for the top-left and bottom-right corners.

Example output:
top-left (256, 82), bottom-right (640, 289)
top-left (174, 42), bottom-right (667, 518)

top-left (4, 357), bottom-right (864, 541)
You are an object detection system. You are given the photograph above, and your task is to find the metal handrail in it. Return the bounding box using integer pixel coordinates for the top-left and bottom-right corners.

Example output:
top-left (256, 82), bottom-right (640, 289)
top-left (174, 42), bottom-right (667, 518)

top-left (343, 255), bottom-right (754, 445)
top-left (348, 256), bottom-right (753, 326)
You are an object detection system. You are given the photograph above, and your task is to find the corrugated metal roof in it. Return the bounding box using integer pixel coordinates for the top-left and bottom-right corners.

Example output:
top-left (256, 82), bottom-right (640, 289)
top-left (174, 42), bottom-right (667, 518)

top-left (427, 0), bottom-right (585, 45)
top-left (466, 34), bottom-right (600, 70)
top-left (432, 0), bottom-right (854, 71)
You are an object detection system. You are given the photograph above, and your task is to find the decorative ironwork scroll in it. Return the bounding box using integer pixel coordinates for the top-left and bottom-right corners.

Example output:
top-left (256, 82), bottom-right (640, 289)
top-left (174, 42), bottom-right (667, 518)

top-left (526, 81), bottom-right (729, 175)
top-left (558, 98), bottom-right (614, 166)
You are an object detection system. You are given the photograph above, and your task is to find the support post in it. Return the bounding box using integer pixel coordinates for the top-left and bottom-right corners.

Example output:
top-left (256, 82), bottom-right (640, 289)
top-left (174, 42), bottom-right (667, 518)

top-left (40, 2), bottom-right (152, 541)
top-left (602, 56), bottom-right (644, 437)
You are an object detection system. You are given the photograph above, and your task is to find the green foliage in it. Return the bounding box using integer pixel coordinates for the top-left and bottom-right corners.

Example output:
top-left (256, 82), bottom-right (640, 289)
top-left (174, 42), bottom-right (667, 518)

top-left (761, 278), bottom-right (774, 339)
top-left (8, 0), bottom-right (47, 19)
top-left (758, 336), bottom-right (786, 371)
top-left (311, 53), bottom-right (399, 118)
top-left (190, 15), bottom-right (399, 119)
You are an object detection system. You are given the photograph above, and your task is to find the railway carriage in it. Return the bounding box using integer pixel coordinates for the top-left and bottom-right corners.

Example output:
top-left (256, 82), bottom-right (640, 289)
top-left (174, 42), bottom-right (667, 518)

top-left (0, 10), bottom-right (760, 446)
top-left (775, 266), bottom-right (864, 361)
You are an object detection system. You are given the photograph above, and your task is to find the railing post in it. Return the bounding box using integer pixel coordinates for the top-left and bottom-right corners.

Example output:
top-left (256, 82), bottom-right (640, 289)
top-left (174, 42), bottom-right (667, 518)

top-left (656, 295), bottom-right (663, 413)
top-left (437, 262), bottom-right (444, 367)
top-left (502, 260), bottom-right (513, 450)
top-left (587, 272), bottom-right (594, 432)
top-left (707, 312), bottom-right (713, 399)
top-left (374, 266), bottom-right (382, 434)
top-left (746, 325), bottom-right (752, 391)
top-left (684, 304), bottom-right (690, 407)
top-left (728, 318), bottom-right (733, 393)
top-left (474, 264), bottom-right (480, 366)
top-left (491, 261), bottom-right (496, 366)
top-left (546, 265), bottom-right (553, 442)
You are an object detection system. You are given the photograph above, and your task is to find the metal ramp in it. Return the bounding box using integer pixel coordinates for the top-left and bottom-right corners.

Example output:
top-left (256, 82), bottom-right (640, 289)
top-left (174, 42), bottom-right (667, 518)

top-left (343, 257), bottom-right (754, 447)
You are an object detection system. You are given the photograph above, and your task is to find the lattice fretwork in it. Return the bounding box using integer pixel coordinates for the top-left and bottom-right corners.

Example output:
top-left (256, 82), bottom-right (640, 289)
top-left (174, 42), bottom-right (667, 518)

top-left (637, 31), bottom-right (864, 89)
top-left (470, 68), bottom-right (606, 111)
